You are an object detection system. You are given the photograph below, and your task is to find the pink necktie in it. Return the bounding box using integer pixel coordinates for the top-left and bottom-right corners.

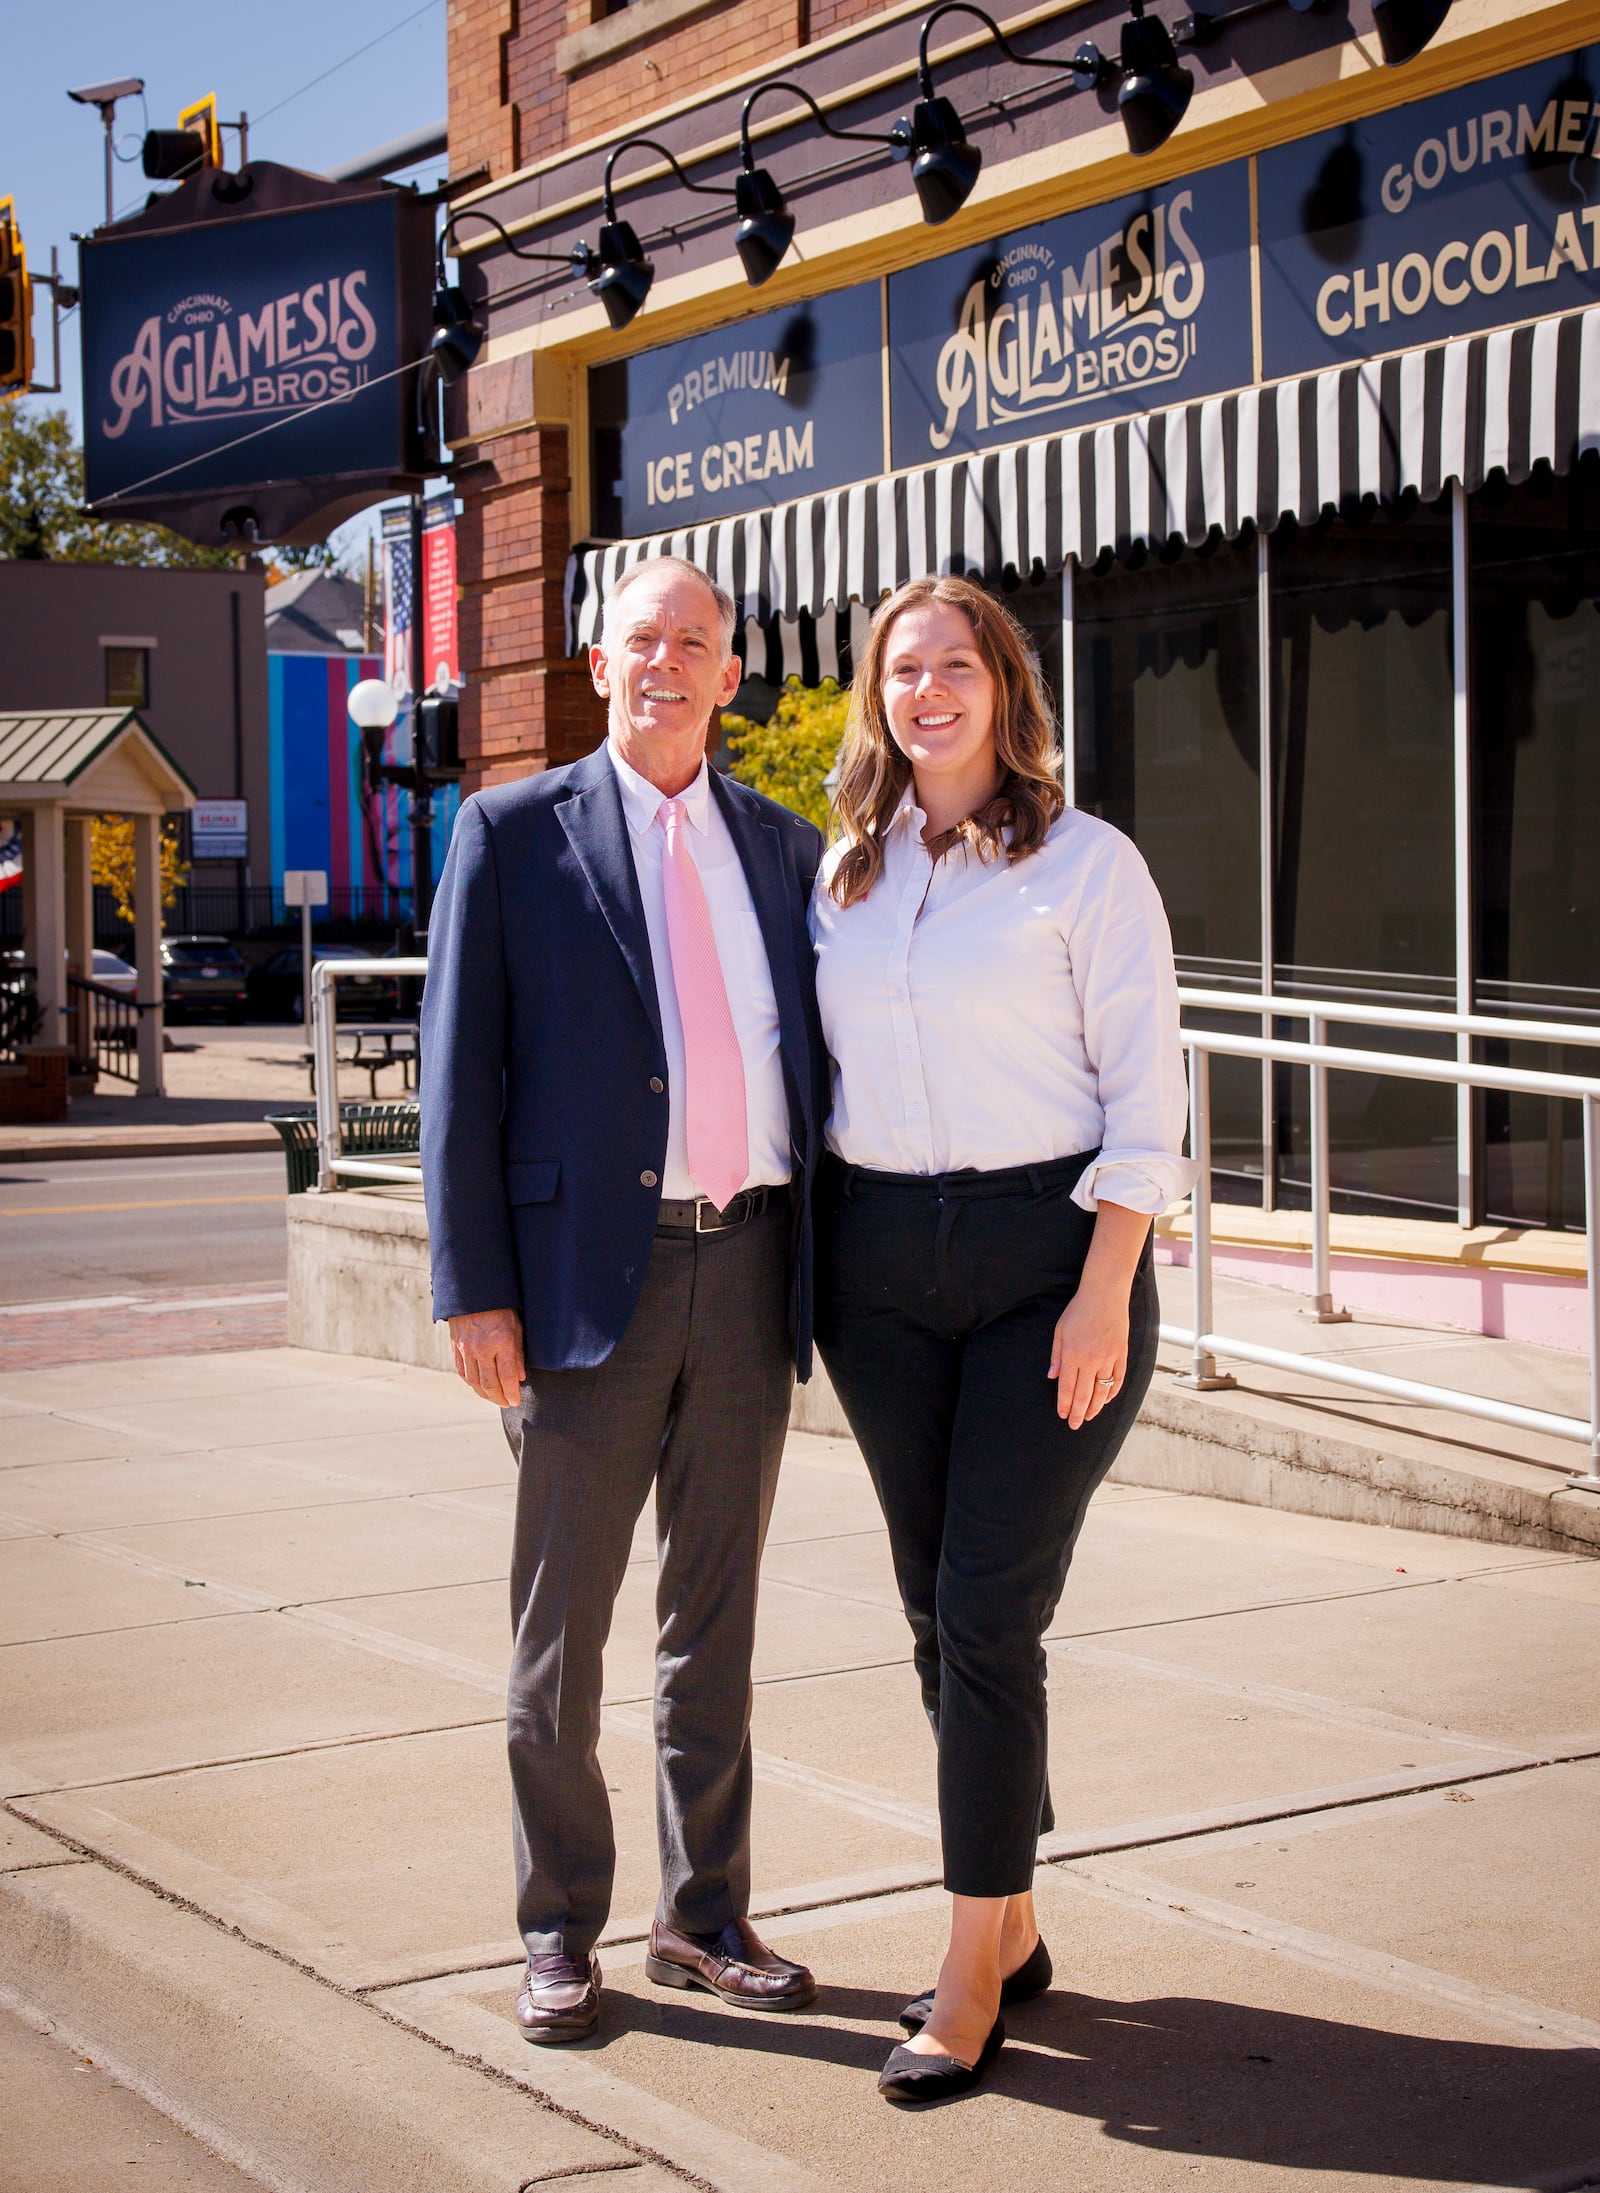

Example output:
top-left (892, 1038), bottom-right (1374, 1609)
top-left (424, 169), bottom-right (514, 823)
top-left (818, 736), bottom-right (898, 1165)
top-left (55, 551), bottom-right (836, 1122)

top-left (657, 797), bottom-right (749, 1212)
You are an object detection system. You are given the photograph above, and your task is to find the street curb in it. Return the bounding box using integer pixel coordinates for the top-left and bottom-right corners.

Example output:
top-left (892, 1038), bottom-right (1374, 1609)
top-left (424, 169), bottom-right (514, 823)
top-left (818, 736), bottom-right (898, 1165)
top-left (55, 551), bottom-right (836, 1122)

top-left (0, 1855), bottom-right (692, 2193)
top-left (0, 1125), bottom-right (284, 1163)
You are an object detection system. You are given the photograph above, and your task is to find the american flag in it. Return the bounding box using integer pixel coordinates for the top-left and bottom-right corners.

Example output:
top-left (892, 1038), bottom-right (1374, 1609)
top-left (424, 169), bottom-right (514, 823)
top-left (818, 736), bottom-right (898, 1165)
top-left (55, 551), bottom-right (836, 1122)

top-left (383, 527), bottom-right (413, 692)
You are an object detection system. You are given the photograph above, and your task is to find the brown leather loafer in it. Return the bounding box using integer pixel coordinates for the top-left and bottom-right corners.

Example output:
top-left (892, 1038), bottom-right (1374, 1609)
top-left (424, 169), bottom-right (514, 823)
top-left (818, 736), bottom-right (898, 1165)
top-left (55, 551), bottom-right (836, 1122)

top-left (645, 1917), bottom-right (817, 2011)
top-left (515, 1950), bottom-right (601, 2043)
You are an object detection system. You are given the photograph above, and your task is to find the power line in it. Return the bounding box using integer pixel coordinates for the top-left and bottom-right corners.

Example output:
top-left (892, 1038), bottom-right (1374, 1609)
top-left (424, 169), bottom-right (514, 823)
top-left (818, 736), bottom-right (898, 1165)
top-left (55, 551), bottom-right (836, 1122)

top-left (252, 0), bottom-right (444, 128)
top-left (89, 355), bottom-right (423, 508)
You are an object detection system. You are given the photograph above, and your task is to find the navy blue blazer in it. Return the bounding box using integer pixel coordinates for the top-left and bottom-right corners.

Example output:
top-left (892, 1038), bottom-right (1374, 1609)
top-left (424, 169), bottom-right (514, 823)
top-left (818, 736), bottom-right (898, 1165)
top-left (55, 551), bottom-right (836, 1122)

top-left (419, 743), bottom-right (827, 1378)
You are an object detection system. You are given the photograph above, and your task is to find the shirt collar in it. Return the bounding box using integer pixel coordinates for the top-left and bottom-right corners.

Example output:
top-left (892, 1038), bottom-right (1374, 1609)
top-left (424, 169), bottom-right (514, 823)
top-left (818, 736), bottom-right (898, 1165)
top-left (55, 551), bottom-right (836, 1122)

top-left (886, 782), bottom-right (926, 840)
top-left (607, 738), bottom-right (713, 838)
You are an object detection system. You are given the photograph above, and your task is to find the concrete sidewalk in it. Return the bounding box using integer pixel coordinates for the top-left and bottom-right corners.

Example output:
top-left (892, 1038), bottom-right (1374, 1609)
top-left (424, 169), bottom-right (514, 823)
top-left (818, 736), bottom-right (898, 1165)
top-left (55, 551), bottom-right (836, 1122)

top-left (2, 1344), bottom-right (1598, 2192)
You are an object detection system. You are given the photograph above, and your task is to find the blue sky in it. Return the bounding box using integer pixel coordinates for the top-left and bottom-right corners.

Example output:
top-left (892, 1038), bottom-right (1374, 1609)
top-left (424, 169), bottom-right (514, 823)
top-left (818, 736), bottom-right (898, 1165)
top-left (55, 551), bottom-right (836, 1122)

top-left (4, 0), bottom-right (448, 558)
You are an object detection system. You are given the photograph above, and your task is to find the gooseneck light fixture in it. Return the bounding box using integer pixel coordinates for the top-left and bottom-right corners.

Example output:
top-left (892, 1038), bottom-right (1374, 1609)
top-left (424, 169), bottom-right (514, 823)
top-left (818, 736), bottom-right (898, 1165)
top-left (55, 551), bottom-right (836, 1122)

top-left (1114, 0), bottom-right (1193, 156)
top-left (591, 138), bottom-right (743, 326)
top-left (902, 1), bottom-right (1107, 222)
top-left (430, 209), bottom-right (597, 383)
top-left (734, 81), bottom-right (912, 284)
top-left (435, 0), bottom-right (1451, 346)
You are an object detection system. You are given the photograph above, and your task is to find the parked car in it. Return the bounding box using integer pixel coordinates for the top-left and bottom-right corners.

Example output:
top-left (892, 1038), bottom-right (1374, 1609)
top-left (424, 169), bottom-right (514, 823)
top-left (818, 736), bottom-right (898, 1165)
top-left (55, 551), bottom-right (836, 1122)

top-left (90, 949), bottom-right (138, 997)
top-left (160, 935), bottom-right (249, 1022)
top-left (245, 943), bottom-right (399, 1024)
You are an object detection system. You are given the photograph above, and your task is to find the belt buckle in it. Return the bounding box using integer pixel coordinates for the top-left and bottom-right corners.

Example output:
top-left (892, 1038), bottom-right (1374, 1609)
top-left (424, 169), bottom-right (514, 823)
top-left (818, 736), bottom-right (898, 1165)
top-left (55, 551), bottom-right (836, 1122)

top-left (695, 1197), bottom-right (729, 1233)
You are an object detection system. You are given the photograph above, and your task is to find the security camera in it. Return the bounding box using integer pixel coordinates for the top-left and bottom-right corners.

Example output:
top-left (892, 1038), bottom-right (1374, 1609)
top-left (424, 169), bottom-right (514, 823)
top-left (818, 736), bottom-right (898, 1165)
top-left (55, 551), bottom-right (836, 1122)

top-left (68, 78), bottom-right (146, 107)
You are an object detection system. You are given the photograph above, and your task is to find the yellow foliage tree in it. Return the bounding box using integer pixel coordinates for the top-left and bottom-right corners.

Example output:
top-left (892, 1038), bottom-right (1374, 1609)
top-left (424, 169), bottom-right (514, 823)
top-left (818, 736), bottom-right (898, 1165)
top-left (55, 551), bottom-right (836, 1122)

top-left (722, 679), bottom-right (848, 834)
top-left (90, 816), bottom-right (189, 924)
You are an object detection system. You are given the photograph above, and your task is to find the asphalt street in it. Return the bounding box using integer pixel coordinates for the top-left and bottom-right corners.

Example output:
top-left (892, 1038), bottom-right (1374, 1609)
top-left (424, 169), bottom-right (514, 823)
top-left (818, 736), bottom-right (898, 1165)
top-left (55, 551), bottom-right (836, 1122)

top-left (0, 1151), bottom-right (289, 1307)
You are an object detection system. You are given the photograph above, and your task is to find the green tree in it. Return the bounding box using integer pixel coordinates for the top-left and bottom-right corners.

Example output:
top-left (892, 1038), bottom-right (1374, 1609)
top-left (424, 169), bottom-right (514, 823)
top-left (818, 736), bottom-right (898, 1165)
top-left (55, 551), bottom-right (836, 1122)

top-left (0, 404), bottom-right (238, 567)
top-left (723, 678), bottom-right (848, 834)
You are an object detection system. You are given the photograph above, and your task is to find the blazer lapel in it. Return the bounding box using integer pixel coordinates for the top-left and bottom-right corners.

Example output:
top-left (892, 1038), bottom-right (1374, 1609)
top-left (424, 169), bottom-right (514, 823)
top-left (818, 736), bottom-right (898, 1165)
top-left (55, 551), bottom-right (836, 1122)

top-left (711, 770), bottom-right (811, 1137)
top-left (556, 747), bottom-right (664, 1047)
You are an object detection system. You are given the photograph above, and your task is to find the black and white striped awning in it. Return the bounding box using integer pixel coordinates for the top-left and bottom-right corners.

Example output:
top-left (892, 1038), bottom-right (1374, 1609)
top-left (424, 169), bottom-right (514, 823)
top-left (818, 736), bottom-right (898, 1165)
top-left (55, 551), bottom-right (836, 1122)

top-left (570, 300), bottom-right (1600, 652)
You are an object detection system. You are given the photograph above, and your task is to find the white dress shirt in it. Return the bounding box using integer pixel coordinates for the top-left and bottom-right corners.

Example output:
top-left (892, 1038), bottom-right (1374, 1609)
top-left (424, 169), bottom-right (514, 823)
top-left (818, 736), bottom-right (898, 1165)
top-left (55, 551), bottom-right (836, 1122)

top-left (609, 741), bottom-right (791, 1199)
top-left (811, 789), bottom-right (1197, 1214)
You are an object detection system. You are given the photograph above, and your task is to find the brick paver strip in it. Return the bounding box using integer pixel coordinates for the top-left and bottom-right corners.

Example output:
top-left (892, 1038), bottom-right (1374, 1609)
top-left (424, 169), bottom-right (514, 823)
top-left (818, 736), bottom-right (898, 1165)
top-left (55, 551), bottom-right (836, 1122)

top-left (0, 1300), bottom-right (287, 1371)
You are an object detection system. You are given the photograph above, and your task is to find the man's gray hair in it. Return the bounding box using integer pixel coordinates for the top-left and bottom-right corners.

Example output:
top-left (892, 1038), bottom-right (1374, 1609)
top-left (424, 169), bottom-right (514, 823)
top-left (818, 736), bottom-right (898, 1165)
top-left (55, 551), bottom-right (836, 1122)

top-left (599, 556), bottom-right (738, 657)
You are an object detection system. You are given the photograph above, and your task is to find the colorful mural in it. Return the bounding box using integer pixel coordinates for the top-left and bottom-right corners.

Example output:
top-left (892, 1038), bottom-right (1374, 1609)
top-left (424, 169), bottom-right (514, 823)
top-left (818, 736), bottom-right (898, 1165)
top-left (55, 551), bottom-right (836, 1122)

top-left (267, 652), bottom-right (458, 909)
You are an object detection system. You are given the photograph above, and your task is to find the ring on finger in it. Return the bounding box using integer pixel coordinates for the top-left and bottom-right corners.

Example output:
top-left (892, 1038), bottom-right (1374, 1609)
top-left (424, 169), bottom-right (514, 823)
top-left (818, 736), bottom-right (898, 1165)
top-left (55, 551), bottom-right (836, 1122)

top-left (1096, 1374), bottom-right (1118, 1389)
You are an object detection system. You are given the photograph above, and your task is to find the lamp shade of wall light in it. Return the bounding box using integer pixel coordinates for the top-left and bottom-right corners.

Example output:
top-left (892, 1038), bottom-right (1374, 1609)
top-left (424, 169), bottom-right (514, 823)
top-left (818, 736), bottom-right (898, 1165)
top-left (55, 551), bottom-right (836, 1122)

top-left (1117, 1), bottom-right (1193, 156)
top-left (589, 219), bottom-right (655, 328)
top-left (429, 285), bottom-right (484, 384)
top-left (908, 95), bottom-right (984, 222)
top-left (733, 168), bottom-right (797, 285)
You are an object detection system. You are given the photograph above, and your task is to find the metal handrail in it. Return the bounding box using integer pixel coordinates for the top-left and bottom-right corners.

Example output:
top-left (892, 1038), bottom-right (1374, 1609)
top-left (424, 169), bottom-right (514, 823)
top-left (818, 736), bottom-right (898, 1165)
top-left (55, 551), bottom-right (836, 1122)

top-left (312, 959), bottom-right (428, 1191)
top-left (1172, 1026), bottom-right (1600, 1491)
top-left (1178, 986), bottom-right (1600, 1051)
top-left (310, 957), bottom-right (1600, 1486)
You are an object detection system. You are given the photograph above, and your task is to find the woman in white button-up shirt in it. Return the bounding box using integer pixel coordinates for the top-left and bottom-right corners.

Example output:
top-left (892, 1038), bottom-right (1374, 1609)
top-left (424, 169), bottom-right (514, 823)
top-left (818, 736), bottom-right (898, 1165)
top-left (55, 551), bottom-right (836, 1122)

top-left (810, 575), bottom-right (1195, 2107)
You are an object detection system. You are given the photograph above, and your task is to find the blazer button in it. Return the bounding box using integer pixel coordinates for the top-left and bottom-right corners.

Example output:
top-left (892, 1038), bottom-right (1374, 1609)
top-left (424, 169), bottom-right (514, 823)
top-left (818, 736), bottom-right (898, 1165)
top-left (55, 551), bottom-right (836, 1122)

top-left (649, 1076), bottom-right (665, 1093)
top-left (640, 1169), bottom-right (659, 1187)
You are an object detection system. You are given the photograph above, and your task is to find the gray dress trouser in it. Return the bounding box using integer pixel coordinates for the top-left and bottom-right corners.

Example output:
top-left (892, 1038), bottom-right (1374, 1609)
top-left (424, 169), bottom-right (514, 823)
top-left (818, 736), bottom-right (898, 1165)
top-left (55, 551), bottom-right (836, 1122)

top-left (500, 1199), bottom-right (794, 1960)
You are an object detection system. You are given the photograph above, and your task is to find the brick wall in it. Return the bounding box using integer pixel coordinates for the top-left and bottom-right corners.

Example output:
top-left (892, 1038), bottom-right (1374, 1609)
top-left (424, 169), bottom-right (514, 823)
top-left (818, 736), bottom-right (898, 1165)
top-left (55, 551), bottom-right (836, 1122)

top-left (505, 0), bottom-right (577, 167)
top-left (454, 423), bottom-right (605, 786)
top-left (565, 0), bottom-right (802, 146)
top-left (804, 0), bottom-right (881, 41)
top-left (449, 0), bottom-right (528, 181)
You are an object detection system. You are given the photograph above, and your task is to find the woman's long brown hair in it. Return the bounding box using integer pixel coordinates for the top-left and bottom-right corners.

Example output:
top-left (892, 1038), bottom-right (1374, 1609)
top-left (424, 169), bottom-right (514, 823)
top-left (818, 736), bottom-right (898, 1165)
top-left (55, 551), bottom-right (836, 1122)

top-left (829, 575), bottom-right (1066, 908)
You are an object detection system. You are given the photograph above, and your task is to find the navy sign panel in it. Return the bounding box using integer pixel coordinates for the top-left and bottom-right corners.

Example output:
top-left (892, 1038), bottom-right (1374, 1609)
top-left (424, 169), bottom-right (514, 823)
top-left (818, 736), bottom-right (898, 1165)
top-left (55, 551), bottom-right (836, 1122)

top-left (81, 188), bottom-right (419, 523)
top-left (590, 284), bottom-right (885, 537)
top-left (886, 163), bottom-right (1254, 468)
top-left (1260, 46), bottom-right (1600, 378)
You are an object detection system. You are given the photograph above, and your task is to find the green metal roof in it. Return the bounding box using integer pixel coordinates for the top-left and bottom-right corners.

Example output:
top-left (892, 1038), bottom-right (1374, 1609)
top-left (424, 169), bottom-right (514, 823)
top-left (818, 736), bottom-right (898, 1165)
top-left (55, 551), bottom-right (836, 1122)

top-left (0, 709), bottom-right (197, 796)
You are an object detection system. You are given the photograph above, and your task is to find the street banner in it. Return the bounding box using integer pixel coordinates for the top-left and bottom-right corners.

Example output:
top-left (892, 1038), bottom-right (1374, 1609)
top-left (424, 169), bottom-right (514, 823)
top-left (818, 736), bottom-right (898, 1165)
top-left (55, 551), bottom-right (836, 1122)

top-left (1259, 45), bottom-right (1600, 378)
top-left (421, 497), bottom-right (460, 693)
top-left (382, 495), bottom-right (458, 696)
top-left (887, 164), bottom-right (1254, 466)
top-left (78, 163), bottom-right (435, 545)
top-left (588, 284), bottom-right (884, 536)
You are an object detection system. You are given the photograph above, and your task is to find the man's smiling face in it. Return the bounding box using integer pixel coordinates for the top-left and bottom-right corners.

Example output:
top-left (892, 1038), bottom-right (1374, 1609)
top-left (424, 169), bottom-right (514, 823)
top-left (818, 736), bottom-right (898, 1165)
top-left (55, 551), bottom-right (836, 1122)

top-left (590, 566), bottom-right (742, 781)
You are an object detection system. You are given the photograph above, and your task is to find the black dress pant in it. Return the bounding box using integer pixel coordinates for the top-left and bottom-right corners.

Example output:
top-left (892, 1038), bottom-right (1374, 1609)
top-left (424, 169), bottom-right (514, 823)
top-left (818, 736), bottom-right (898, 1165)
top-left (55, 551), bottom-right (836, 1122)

top-left (815, 1151), bottom-right (1159, 1898)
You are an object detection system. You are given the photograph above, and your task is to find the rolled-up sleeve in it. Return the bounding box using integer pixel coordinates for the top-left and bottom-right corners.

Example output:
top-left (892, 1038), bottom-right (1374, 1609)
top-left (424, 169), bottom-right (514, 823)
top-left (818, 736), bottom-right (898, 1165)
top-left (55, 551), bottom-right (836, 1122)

top-left (1065, 831), bottom-right (1198, 1215)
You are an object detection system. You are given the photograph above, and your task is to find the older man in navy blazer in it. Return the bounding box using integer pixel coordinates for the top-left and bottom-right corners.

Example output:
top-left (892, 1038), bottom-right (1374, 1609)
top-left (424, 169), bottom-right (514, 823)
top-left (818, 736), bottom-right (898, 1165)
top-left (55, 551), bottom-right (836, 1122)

top-left (421, 557), bottom-right (826, 2044)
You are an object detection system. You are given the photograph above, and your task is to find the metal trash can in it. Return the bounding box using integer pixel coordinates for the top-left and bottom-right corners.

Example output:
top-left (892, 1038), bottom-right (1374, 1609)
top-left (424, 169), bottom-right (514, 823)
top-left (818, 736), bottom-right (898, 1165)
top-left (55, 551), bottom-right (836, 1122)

top-left (265, 1102), bottom-right (421, 1195)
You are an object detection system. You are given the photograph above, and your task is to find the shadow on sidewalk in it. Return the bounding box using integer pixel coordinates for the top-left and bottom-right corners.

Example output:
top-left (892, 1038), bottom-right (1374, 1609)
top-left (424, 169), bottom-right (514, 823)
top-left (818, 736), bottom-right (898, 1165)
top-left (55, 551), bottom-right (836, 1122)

top-left (598, 1983), bottom-right (1600, 2186)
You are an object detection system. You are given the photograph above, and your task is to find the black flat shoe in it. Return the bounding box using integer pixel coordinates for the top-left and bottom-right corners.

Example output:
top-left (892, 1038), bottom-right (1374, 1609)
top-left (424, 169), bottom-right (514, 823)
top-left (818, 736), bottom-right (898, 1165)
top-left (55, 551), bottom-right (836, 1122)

top-left (878, 2016), bottom-right (1005, 2106)
top-left (898, 1937), bottom-right (1052, 2034)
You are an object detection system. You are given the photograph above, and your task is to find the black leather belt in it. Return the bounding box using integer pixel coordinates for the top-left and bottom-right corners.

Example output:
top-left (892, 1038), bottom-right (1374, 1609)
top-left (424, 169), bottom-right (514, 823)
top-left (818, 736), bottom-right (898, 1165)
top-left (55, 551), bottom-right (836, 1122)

top-left (656, 1185), bottom-right (775, 1234)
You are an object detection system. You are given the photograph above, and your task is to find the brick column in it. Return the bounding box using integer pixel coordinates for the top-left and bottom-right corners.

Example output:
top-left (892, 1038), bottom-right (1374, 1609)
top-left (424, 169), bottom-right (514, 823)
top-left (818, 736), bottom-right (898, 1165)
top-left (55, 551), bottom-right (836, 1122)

top-left (453, 415), bottom-right (605, 787)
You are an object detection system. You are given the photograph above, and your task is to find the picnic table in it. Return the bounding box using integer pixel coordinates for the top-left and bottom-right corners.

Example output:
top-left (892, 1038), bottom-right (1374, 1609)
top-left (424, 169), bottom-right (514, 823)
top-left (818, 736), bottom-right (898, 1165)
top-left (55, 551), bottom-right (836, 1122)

top-left (304, 1021), bottom-right (420, 1099)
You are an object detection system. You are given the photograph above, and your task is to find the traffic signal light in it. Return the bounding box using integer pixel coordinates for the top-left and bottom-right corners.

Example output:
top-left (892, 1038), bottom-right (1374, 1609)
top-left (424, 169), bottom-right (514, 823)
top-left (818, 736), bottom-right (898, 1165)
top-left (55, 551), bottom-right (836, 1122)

top-left (417, 695), bottom-right (462, 780)
top-left (0, 198), bottom-right (33, 398)
top-left (143, 93), bottom-right (221, 181)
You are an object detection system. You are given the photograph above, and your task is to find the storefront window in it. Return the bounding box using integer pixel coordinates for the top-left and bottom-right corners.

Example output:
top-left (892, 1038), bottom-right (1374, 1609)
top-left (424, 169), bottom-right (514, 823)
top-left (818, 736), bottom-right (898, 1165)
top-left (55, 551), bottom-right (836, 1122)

top-left (1073, 537), bottom-right (1262, 1184)
top-left (1472, 460), bottom-right (1600, 1232)
top-left (1271, 504), bottom-right (1457, 1215)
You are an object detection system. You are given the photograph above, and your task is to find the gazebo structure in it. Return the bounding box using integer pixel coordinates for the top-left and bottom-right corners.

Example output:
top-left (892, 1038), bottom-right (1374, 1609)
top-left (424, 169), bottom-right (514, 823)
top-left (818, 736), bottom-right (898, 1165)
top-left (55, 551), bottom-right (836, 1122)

top-left (0, 710), bottom-right (197, 1098)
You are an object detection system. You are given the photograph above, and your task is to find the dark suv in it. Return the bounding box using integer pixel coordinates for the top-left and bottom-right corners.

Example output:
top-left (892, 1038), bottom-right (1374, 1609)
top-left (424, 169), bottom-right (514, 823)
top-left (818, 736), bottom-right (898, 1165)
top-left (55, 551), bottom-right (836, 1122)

top-left (245, 943), bottom-right (398, 1023)
top-left (160, 935), bottom-right (249, 1022)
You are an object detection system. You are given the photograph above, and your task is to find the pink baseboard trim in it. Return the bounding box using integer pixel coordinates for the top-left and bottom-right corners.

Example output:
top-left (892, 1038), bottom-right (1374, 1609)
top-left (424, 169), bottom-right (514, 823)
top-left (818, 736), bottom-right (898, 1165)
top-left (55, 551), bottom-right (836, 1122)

top-left (1155, 1239), bottom-right (1588, 1353)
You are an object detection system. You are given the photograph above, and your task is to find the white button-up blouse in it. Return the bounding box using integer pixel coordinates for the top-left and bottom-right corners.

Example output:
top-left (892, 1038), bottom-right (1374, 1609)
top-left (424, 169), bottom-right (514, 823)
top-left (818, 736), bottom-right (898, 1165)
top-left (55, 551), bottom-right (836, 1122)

top-left (810, 790), bottom-right (1198, 1215)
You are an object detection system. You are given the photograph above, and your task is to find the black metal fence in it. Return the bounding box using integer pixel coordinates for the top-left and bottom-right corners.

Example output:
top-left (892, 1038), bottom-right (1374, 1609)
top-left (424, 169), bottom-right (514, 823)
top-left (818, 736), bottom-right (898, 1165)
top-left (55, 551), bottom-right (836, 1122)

top-left (0, 885), bottom-right (417, 957)
top-left (66, 975), bottom-right (144, 1084)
